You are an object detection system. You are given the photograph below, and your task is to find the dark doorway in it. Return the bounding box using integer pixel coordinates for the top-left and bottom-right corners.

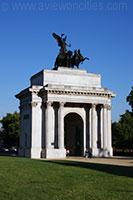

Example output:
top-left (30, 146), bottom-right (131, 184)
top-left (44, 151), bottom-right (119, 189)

top-left (64, 113), bottom-right (83, 156)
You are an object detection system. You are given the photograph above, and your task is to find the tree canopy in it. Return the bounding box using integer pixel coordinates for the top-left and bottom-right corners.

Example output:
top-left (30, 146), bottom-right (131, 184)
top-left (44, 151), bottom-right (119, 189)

top-left (126, 86), bottom-right (133, 112)
top-left (112, 87), bottom-right (133, 149)
top-left (0, 112), bottom-right (20, 148)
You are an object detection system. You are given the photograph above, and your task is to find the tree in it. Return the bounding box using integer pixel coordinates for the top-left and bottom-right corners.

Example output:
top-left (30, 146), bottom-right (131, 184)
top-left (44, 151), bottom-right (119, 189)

top-left (0, 128), bottom-right (4, 147)
top-left (112, 86), bottom-right (133, 149)
top-left (126, 86), bottom-right (133, 112)
top-left (112, 111), bottom-right (133, 149)
top-left (0, 112), bottom-right (20, 148)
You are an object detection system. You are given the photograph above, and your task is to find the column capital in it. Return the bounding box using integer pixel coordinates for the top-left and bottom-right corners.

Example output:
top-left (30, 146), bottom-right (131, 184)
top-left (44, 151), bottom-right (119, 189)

top-left (99, 104), bottom-right (103, 109)
top-left (91, 103), bottom-right (97, 109)
top-left (46, 101), bottom-right (52, 107)
top-left (59, 102), bottom-right (65, 107)
top-left (103, 104), bottom-right (111, 110)
top-left (103, 104), bottom-right (108, 109)
top-left (107, 105), bottom-right (111, 110)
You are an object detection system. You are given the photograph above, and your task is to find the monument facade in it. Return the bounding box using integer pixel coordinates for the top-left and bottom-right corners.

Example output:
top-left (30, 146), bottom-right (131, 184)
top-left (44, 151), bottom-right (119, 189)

top-left (16, 67), bottom-right (115, 158)
top-left (16, 33), bottom-right (115, 159)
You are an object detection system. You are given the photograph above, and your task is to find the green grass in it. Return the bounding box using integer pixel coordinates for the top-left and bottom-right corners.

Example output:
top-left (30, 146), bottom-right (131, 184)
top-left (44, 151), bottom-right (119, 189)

top-left (0, 157), bottom-right (133, 200)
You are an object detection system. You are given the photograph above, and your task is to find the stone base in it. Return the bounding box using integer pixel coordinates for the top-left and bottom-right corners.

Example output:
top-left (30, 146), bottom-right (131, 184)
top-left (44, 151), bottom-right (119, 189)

top-left (92, 147), bottom-right (99, 157)
top-left (98, 148), bottom-right (113, 157)
top-left (41, 148), bottom-right (66, 159)
top-left (106, 147), bottom-right (113, 157)
top-left (19, 147), bottom-right (113, 158)
top-left (31, 147), bottom-right (42, 158)
top-left (92, 147), bottom-right (113, 157)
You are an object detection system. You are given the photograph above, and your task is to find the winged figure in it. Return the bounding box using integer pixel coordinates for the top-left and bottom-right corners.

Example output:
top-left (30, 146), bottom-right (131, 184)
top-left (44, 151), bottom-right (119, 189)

top-left (52, 32), bottom-right (70, 53)
top-left (52, 32), bottom-right (89, 69)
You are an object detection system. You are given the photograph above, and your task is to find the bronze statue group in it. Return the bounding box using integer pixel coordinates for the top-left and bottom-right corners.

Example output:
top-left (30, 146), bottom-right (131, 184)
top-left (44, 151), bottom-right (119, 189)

top-left (52, 32), bottom-right (89, 70)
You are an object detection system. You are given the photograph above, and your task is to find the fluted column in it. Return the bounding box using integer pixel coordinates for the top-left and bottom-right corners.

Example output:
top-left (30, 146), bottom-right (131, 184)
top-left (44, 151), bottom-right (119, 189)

top-left (45, 101), bottom-right (53, 149)
top-left (30, 101), bottom-right (42, 158)
top-left (83, 108), bottom-right (86, 154)
top-left (107, 105), bottom-right (113, 156)
top-left (58, 102), bottom-right (65, 149)
top-left (91, 104), bottom-right (98, 155)
top-left (103, 104), bottom-right (108, 151)
top-left (41, 102), bottom-right (46, 150)
top-left (89, 107), bottom-right (92, 148)
top-left (100, 105), bottom-right (103, 149)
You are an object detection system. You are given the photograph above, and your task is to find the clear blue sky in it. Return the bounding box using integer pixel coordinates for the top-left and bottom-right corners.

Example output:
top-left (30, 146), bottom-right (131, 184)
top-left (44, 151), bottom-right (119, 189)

top-left (0, 0), bottom-right (133, 121)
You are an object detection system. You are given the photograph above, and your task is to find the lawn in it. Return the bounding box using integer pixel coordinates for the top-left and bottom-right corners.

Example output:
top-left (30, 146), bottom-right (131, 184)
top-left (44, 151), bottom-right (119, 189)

top-left (0, 157), bottom-right (133, 200)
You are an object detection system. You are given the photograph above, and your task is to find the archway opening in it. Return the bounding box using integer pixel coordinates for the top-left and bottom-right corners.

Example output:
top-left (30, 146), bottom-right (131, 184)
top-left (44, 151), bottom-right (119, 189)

top-left (64, 113), bottom-right (83, 156)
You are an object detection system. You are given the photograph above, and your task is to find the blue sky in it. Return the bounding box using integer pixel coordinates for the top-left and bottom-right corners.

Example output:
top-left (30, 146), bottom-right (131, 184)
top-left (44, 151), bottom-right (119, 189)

top-left (0, 0), bottom-right (133, 121)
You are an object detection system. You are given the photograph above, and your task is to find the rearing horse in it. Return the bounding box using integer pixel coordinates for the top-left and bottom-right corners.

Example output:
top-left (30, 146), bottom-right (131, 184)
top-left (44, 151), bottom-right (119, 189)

top-left (71, 49), bottom-right (89, 68)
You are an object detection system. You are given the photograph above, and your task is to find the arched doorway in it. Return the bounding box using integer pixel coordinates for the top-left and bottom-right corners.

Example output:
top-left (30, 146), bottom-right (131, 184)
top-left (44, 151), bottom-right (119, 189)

top-left (64, 113), bottom-right (83, 156)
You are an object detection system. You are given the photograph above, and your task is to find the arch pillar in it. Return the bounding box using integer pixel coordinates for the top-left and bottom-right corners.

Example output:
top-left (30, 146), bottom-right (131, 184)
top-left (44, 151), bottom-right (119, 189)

top-left (91, 103), bottom-right (98, 156)
top-left (89, 106), bottom-right (92, 149)
top-left (58, 102), bottom-right (65, 149)
top-left (107, 105), bottom-right (113, 156)
top-left (45, 101), bottom-right (55, 149)
top-left (102, 104), bottom-right (113, 157)
top-left (83, 108), bottom-right (87, 156)
top-left (100, 105), bottom-right (103, 149)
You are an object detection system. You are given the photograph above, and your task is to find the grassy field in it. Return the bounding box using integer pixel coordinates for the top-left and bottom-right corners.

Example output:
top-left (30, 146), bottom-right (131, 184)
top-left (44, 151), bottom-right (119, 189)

top-left (0, 157), bottom-right (133, 200)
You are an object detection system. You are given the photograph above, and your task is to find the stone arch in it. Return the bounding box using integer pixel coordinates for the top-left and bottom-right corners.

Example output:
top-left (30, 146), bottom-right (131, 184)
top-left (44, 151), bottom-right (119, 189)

top-left (64, 108), bottom-right (85, 121)
top-left (64, 112), bottom-right (84, 156)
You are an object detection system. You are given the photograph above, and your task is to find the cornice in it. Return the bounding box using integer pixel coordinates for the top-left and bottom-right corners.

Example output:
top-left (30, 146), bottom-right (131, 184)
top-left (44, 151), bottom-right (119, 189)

top-left (46, 88), bottom-right (113, 98)
top-left (16, 86), bottom-right (42, 99)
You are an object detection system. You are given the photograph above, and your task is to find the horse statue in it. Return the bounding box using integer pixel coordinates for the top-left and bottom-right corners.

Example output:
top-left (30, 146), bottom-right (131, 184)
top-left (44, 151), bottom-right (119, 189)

top-left (71, 49), bottom-right (89, 68)
top-left (52, 32), bottom-right (89, 69)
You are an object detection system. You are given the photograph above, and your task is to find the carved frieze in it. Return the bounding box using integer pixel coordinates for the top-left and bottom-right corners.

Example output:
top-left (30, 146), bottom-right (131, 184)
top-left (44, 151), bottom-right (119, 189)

top-left (47, 89), bottom-right (112, 98)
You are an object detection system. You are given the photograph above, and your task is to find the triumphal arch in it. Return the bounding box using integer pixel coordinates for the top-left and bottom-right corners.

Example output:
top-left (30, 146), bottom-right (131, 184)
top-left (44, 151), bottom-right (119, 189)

top-left (16, 33), bottom-right (115, 158)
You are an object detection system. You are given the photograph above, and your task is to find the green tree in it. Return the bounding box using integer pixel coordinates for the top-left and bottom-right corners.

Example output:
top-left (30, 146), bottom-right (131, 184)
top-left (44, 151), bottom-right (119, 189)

top-left (0, 112), bottom-right (20, 148)
top-left (127, 86), bottom-right (133, 112)
top-left (112, 86), bottom-right (133, 149)
top-left (112, 111), bottom-right (133, 149)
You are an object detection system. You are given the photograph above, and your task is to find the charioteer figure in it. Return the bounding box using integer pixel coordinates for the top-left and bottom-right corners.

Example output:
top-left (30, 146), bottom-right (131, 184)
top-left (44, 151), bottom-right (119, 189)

top-left (52, 32), bottom-right (89, 70)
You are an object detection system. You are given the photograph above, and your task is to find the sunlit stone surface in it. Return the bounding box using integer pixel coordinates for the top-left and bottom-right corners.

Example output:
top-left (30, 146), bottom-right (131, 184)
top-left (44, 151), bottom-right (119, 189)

top-left (16, 67), bottom-right (115, 158)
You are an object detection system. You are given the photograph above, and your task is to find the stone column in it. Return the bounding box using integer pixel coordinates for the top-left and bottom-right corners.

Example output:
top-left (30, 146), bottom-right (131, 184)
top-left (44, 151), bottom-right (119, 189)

top-left (91, 104), bottom-right (98, 156)
top-left (31, 100), bottom-right (42, 158)
top-left (45, 101), bottom-right (53, 149)
top-left (58, 102), bottom-right (65, 149)
top-left (83, 109), bottom-right (86, 155)
top-left (100, 105), bottom-right (103, 149)
top-left (103, 104), bottom-right (108, 156)
top-left (89, 107), bottom-right (92, 149)
top-left (41, 102), bottom-right (46, 157)
top-left (107, 105), bottom-right (113, 156)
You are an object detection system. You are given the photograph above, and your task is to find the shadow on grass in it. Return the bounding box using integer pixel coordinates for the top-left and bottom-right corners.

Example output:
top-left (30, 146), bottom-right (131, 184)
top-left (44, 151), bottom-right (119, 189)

top-left (44, 160), bottom-right (133, 178)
